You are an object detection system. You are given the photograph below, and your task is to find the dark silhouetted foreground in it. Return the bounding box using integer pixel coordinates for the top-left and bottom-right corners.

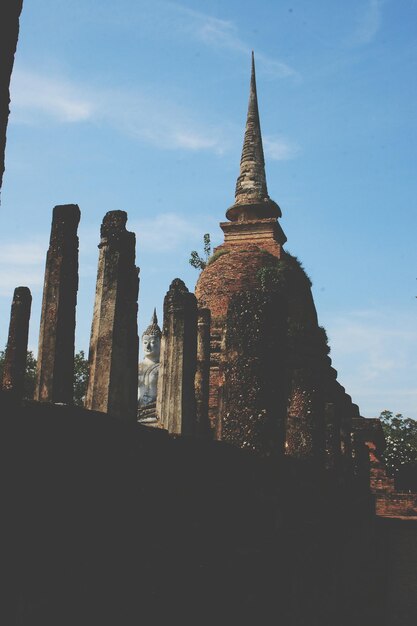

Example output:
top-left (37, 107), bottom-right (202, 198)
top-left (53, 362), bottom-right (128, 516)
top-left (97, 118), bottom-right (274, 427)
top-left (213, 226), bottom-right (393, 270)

top-left (0, 392), bottom-right (415, 625)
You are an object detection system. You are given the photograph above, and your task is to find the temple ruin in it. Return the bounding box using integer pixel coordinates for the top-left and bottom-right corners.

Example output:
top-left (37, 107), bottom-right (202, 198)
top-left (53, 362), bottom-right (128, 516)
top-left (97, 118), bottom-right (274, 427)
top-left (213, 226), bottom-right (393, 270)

top-left (1, 53), bottom-right (406, 506)
top-left (1, 49), bottom-right (416, 625)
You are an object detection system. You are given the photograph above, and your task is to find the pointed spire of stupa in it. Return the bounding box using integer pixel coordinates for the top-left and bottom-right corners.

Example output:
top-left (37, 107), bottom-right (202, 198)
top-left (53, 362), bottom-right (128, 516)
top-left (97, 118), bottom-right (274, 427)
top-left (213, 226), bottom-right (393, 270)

top-left (226, 52), bottom-right (281, 222)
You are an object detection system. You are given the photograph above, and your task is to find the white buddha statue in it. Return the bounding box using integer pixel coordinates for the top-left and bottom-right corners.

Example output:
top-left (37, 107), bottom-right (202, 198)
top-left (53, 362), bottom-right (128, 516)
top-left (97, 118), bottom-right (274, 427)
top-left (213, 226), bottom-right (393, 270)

top-left (138, 309), bottom-right (161, 421)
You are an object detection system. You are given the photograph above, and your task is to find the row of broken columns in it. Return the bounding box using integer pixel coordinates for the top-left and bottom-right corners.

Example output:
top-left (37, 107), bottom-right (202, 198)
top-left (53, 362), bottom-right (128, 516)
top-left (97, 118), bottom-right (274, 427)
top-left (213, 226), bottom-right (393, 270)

top-left (0, 204), bottom-right (209, 433)
top-left (1, 204), bottom-right (370, 486)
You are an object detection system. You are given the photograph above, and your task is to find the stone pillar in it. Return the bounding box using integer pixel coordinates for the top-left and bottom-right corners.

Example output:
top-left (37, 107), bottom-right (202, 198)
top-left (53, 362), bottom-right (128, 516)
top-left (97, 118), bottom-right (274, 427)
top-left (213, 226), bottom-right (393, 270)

top-left (221, 290), bottom-right (287, 457)
top-left (1, 286), bottom-right (32, 398)
top-left (195, 308), bottom-right (211, 438)
top-left (34, 205), bottom-right (80, 403)
top-left (156, 279), bottom-right (197, 435)
top-left (85, 211), bottom-right (139, 420)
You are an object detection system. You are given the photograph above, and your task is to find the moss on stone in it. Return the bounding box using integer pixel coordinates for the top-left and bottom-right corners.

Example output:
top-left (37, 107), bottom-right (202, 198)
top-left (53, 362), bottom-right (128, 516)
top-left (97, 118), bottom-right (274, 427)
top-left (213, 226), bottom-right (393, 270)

top-left (256, 251), bottom-right (312, 294)
top-left (206, 248), bottom-right (230, 266)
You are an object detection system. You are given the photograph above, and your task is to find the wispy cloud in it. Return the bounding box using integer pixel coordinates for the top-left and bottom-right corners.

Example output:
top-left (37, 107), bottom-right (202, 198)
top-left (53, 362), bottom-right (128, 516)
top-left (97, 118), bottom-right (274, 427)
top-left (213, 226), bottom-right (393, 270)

top-left (329, 309), bottom-right (416, 381)
top-left (264, 136), bottom-right (301, 161)
top-left (10, 66), bottom-right (302, 159)
top-left (169, 3), bottom-right (297, 79)
top-left (0, 242), bottom-right (45, 296)
top-left (172, 131), bottom-right (220, 151)
top-left (0, 243), bottom-right (45, 266)
top-left (102, 89), bottom-right (227, 153)
top-left (326, 309), bottom-right (417, 418)
top-left (11, 66), bottom-right (303, 162)
top-left (349, 0), bottom-right (383, 46)
top-left (10, 66), bottom-right (227, 154)
top-left (131, 212), bottom-right (212, 253)
top-left (11, 69), bottom-right (94, 123)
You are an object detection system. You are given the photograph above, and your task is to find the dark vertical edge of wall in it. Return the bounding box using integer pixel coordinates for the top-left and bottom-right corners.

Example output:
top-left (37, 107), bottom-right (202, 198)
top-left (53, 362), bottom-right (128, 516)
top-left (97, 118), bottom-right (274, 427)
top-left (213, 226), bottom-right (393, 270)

top-left (0, 0), bottom-right (23, 192)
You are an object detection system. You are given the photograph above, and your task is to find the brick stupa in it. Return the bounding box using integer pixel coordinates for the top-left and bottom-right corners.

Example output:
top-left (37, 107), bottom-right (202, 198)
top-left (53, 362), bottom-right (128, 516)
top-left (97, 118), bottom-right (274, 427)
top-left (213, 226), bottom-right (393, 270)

top-left (196, 53), bottom-right (302, 440)
top-left (196, 52), bottom-right (290, 321)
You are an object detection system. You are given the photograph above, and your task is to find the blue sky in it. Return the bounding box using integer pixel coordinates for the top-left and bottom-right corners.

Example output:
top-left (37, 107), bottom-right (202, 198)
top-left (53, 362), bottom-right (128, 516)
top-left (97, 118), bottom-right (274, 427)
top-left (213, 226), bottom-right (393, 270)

top-left (1, 0), bottom-right (416, 418)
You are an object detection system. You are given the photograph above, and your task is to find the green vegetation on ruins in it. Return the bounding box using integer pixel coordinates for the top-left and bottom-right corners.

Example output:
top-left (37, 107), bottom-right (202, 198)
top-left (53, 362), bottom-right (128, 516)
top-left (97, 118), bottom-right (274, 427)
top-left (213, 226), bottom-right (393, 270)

top-left (189, 233), bottom-right (211, 271)
top-left (207, 248), bottom-right (230, 265)
top-left (256, 252), bottom-right (312, 293)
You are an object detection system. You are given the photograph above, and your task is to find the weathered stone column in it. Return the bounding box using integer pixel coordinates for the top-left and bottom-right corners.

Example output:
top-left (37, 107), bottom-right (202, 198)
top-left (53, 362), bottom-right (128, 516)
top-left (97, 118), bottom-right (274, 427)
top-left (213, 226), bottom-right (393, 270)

top-left (195, 308), bottom-right (211, 438)
top-left (1, 286), bottom-right (32, 398)
top-left (34, 204), bottom-right (80, 403)
top-left (85, 211), bottom-right (139, 420)
top-left (156, 279), bottom-right (197, 435)
top-left (221, 290), bottom-right (287, 457)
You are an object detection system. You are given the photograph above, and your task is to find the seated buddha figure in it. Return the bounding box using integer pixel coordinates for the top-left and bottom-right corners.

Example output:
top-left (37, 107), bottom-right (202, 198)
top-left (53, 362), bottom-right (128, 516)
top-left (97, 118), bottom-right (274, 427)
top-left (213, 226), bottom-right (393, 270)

top-left (137, 309), bottom-right (161, 421)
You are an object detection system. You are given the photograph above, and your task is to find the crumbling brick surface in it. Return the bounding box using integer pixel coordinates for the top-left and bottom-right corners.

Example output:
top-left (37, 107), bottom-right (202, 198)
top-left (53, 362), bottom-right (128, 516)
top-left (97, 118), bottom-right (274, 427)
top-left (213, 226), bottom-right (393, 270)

top-left (221, 290), bottom-right (287, 456)
top-left (196, 245), bottom-right (281, 436)
top-left (286, 366), bottom-right (325, 460)
top-left (367, 441), bottom-right (417, 518)
top-left (195, 244), bottom-right (277, 319)
top-left (197, 247), bottom-right (333, 459)
top-left (376, 493), bottom-right (417, 518)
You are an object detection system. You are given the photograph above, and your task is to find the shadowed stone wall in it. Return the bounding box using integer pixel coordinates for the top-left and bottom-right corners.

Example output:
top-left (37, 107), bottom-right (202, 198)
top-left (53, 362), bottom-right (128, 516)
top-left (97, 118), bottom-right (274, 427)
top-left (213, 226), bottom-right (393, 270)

top-left (34, 205), bottom-right (80, 404)
top-left (0, 395), bottom-right (395, 626)
top-left (85, 211), bottom-right (139, 420)
top-left (323, 361), bottom-right (342, 475)
top-left (338, 389), bottom-right (355, 483)
top-left (282, 256), bottom-right (326, 464)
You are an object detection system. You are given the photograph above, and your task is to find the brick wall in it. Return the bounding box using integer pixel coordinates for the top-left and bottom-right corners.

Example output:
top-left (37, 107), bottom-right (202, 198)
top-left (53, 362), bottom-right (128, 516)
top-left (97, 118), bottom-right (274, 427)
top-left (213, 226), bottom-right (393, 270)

top-left (195, 244), bottom-right (276, 319)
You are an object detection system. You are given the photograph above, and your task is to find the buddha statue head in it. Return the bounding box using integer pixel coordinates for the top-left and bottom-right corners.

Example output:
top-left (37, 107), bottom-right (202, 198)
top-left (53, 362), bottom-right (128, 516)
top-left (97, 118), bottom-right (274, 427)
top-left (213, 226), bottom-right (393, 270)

top-left (142, 309), bottom-right (162, 363)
